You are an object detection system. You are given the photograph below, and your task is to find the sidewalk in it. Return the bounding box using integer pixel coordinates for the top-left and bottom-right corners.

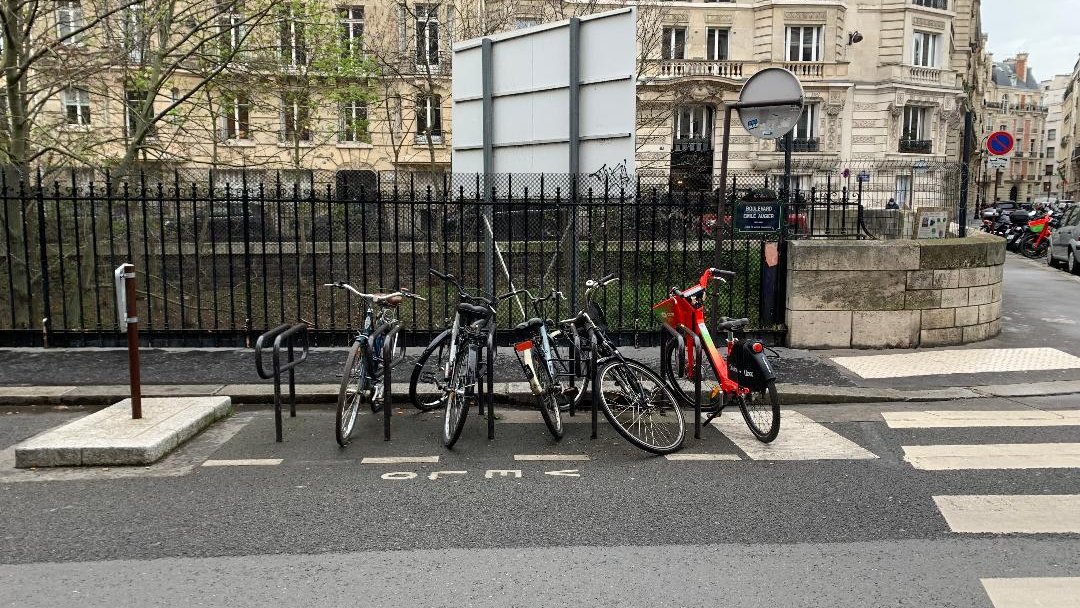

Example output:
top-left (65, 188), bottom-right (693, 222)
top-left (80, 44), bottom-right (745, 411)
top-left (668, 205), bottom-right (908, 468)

top-left (2, 345), bottom-right (1079, 407)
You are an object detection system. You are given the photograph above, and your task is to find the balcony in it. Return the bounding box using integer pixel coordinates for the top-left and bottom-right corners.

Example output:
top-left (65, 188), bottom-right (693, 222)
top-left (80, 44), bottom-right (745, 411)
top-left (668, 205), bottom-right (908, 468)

top-left (644, 60), bottom-right (847, 82)
top-left (651, 60), bottom-right (744, 79)
top-left (913, 0), bottom-right (948, 9)
top-left (899, 139), bottom-right (932, 154)
top-left (909, 66), bottom-right (943, 84)
top-left (784, 62), bottom-right (824, 79)
top-left (774, 137), bottom-right (820, 153)
top-left (673, 138), bottom-right (713, 153)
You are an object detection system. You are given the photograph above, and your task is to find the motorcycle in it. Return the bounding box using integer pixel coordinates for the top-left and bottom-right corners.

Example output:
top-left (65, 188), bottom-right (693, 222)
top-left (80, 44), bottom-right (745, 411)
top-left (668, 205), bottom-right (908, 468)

top-left (1005, 209), bottom-right (1034, 252)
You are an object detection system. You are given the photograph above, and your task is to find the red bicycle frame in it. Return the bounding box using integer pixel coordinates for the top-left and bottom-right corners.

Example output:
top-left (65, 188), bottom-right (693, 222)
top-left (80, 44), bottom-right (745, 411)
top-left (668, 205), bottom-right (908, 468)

top-left (652, 268), bottom-right (748, 397)
top-left (1026, 215), bottom-right (1050, 248)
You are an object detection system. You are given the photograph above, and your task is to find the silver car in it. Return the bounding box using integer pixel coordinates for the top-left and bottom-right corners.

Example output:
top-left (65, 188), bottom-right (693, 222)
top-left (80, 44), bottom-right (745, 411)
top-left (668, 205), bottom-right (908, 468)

top-left (1048, 204), bottom-right (1080, 274)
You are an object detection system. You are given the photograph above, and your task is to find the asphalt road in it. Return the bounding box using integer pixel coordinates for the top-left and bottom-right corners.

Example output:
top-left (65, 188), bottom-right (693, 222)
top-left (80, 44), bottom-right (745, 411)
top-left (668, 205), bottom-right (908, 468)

top-left (2, 394), bottom-right (1079, 607)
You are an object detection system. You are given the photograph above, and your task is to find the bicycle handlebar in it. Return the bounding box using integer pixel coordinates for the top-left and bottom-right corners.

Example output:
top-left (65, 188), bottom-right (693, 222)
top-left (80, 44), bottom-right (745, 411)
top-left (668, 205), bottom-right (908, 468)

top-left (324, 282), bottom-right (425, 302)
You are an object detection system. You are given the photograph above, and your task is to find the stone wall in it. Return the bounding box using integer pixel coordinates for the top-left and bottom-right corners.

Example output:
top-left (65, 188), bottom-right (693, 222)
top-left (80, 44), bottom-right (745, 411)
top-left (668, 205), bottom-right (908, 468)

top-left (786, 235), bottom-right (1005, 349)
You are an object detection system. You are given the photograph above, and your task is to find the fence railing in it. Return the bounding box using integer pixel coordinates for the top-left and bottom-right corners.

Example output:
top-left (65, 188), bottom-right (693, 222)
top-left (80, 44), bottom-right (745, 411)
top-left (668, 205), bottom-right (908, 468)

top-left (0, 166), bottom-right (962, 347)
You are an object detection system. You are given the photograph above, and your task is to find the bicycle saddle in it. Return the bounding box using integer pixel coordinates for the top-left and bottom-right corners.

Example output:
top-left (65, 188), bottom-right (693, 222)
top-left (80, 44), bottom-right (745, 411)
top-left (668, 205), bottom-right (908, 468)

top-left (717, 317), bottom-right (749, 330)
top-left (457, 302), bottom-right (491, 318)
top-left (513, 317), bottom-right (545, 333)
top-left (374, 293), bottom-right (404, 307)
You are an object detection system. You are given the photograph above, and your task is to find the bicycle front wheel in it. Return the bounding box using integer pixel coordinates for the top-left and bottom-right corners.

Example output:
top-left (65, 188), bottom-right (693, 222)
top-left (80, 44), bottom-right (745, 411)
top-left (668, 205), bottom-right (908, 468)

top-left (661, 337), bottom-right (722, 411)
top-left (443, 343), bottom-right (474, 448)
top-left (738, 380), bottom-right (780, 443)
top-left (410, 330), bottom-right (451, 411)
top-left (532, 343), bottom-right (563, 440)
top-left (597, 358), bottom-right (685, 455)
top-left (336, 341), bottom-right (369, 447)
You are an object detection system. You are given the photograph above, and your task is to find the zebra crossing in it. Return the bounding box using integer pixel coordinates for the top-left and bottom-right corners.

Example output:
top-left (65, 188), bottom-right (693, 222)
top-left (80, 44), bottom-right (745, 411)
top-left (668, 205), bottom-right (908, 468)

top-left (883, 407), bottom-right (1080, 606)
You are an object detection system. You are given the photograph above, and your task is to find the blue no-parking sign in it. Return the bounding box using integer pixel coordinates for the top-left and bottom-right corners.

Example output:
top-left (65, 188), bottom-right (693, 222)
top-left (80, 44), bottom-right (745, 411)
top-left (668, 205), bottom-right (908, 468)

top-left (986, 131), bottom-right (1014, 156)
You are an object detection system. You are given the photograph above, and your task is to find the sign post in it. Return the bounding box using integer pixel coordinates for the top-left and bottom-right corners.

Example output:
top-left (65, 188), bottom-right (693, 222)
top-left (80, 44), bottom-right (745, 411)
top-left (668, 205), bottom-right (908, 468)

top-left (115, 264), bottom-right (142, 419)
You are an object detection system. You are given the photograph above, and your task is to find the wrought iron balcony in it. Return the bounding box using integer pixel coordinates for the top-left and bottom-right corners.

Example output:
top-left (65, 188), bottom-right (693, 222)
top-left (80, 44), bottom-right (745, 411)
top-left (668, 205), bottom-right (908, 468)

top-left (774, 137), bottom-right (820, 153)
top-left (899, 139), bottom-right (932, 154)
top-left (673, 138), bottom-right (713, 152)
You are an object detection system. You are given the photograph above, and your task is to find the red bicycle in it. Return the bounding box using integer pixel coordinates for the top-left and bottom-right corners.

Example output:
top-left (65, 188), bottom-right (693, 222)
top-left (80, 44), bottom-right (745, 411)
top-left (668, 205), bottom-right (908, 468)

top-left (653, 268), bottom-right (780, 442)
top-left (1019, 214), bottom-right (1052, 259)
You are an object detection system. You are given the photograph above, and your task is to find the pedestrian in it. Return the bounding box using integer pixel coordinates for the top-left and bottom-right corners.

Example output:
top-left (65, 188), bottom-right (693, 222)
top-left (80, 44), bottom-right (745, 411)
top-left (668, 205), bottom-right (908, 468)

top-left (885, 197), bottom-right (899, 210)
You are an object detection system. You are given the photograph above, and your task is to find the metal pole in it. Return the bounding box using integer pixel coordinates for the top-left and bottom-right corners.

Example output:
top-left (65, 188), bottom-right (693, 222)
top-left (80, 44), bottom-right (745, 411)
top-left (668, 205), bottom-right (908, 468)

top-left (958, 110), bottom-right (973, 237)
top-left (568, 17), bottom-right (582, 314)
top-left (481, 38), bottom-right (496, 299)
top-left (714, 105), bottom-right (733, 271)
top-left (123, 263), bottom-right (142, 419)
top-left (994, 168), bottom-right (1001, 202)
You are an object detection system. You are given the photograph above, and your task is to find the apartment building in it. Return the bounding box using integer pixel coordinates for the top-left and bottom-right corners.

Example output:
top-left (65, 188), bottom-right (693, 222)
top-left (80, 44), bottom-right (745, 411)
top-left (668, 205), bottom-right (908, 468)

top-left (1062, 56), bottom-right (1080, 201)
top-left (1041, 74), bottom-right (1071, 201)
top-left (979, 53), bottom-right (1048, 203)
top-left (11, 0), bottom-right (983, 186)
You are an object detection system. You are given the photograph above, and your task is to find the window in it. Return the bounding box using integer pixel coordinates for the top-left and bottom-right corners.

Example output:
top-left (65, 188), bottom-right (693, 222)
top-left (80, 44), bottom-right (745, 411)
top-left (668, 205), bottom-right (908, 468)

top-left (1047, 147), bottom-right (1055, 159)
top-left (220, 95), bottom-right (250, 140)
top-left (280, 7), bottom-right (307, 66)
top-left (794, 104), bottom-right (817, 139)
top-left (894, 175), bottom-right (911, 208)
top-left (785, 26), bottom-right (822, 62)
top-left (913, 0), bottom-right (948, 9)
top-left (340, 99), bottom-right (370, 143)
top-left (123, 4), bottom-right (147, 62)
top-left (125, 89), bottom-right (153, 138)
top-left (62, 88), bottom-right (90, 125)
top-left (57, 1), bottom-right (84, 43)
top-left (416, 94), bottom-right (442, 140)
top-left (903, 105), bottom-right (927, 140)
top-left (219, 2), bottom-right (245, 55)
top-left (1046, 164), bottom-right (1055, 176)
top-left (416, 4), bottom-right (439, 68)
top-left (340, 6), bottom-right (364, 58)
top-left (661, 27), bottom-right (686, 61)
top-left (912, 31), bottom-right (940, 67)
top-left (674, 105), bottom-right (713, 145)
top-left (280, 93), bottom-right (311, 142)
top-left (1048, 128), bottom-right (1056, 141)
top-left (706, 28), bottom-right (728, 61)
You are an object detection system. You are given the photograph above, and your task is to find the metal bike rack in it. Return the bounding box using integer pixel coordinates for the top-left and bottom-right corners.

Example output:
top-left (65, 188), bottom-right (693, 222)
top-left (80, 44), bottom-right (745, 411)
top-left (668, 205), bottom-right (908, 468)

top-left (661, 324), bottom-right (704, 439)
top-left (483, 326), bottom-right (496, 440)
top-left (255, 323), bottom-right (310, 442)
top-left (376, 320), bottom-right (407, 441)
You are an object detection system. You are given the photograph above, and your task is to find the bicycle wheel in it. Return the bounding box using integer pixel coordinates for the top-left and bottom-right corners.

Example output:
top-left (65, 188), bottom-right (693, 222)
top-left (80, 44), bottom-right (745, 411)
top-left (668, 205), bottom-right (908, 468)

top-left (531, 343), bottom-right (563, 440)
top-left (596, 358), bottom-right (685, 455)
top-left (661, 337), bottom-right (722, 411)
top-left (1021, 236), bottom-right (1047, 259)
top-left (738, 379), bottom-right (780, 443)
top-left (409, 330), bottom-right (452, 411)
top-left (336, 340), bottom-right (369, 447)
top-left (549, 330), bottom-right (587, 412)
top-left (443, 343), bottom-right (473, 448)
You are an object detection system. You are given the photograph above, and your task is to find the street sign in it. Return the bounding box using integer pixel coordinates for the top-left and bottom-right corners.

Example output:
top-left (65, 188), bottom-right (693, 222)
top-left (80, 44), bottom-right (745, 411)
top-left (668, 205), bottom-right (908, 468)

top-left (736, 202), bottom-right (782, 232)
top-left (736, 68), bottom-right (805, 140)
top-left (986, 131), bottom-right (1014, 156)
top-left (857, 171), bottom-right (871, 183)
top-left (987, 156), bottom-right (1010, 170)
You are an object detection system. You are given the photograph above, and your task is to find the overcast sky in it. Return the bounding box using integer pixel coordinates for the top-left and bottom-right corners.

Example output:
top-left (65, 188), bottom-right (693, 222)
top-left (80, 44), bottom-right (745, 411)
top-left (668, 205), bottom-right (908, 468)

top-left (982, 0), bottom-right (1080, 81)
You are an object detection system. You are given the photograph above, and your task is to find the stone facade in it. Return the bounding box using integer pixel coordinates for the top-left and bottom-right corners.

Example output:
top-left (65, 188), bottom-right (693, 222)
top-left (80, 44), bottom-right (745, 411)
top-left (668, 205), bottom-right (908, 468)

top-left (787, 235), bottom-right (1005, 349)
top-left (1060, 57), bottom-right (1080, 201)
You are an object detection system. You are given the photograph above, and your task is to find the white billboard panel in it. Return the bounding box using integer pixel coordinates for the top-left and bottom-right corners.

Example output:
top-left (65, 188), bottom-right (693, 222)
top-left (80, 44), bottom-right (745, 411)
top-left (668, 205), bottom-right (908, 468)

top-left (451, 8), bottom-right (636, 182)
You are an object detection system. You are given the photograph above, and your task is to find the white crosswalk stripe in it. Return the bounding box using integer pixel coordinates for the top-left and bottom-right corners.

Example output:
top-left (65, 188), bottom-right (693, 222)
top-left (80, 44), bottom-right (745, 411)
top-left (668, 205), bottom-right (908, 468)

top-left (903, 443), bottom-right (1080, 470)
top-left (935, 495), bottom-right (1080, 534)
top-left (981, 577), bottom-right (1080, 607)
top-left (709, 410), bottom-right (877, 461)
top-left (883, 410), bottom-right (1080, 428)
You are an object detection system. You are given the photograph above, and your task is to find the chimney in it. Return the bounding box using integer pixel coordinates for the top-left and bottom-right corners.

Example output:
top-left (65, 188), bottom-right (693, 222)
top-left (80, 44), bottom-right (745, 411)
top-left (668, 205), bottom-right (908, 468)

top-left (1015, 53), bottom-right (1029, 82)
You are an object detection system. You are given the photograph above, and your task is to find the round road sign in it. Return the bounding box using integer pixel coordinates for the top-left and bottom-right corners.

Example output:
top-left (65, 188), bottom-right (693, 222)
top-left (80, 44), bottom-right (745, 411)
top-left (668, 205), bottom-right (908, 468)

top-left (986, 131), bottom-right (1014, 156)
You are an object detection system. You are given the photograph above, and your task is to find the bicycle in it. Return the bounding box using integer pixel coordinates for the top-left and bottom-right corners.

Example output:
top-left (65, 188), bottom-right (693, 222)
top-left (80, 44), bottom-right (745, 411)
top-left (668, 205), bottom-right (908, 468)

top-left (505, 287), bottom-right (588, 440)
top-left (325, 281), bottom-right (424, 447)
top-left (653, 268), bottom-right (780, 443)
top-left (562, 273), bottom-right (686, 455)
top-left (409, 269), bottom-right (501, 448)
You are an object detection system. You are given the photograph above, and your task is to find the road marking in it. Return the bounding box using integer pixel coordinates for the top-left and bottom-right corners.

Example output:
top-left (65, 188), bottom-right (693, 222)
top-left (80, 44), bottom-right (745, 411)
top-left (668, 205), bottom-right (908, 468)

top-left (831, 348), bottom-right (1080, 379)
top-left (710, 410), bottom-right (877, 460)
top-left (883, 410), bottom-right (1080, 428)
top-left (513, 454), bottom-right (591, 461)
top-left (664, 453), bottom-right (741, 461)
top-left (981, 577), bottom-right (1080, 607)
top-left (544, 469), bottom-right (580, 477)
top-left (361, 456), bottom-right (439, 464)
top-left (934, 495), bottom-right (1080, 533)
top-left (903, 443), bottom-right (1080, 470)
top-left (202, 459), bottom-right (283, 467)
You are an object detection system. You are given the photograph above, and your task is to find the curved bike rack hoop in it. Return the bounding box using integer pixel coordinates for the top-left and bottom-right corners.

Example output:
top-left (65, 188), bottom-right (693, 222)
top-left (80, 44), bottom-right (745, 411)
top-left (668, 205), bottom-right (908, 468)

top-left (660, 323), bottom-right (704, 439)
top-left (255, 323), bottom-right (310, 442)
top-left (376, 319), bottom-right (405, 441)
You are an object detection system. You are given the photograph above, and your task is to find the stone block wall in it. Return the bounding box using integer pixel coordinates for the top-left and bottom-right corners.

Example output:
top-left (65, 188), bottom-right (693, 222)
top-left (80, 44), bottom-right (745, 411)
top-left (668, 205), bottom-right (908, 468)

top-left (786, 235), bottom-right (1005, 349)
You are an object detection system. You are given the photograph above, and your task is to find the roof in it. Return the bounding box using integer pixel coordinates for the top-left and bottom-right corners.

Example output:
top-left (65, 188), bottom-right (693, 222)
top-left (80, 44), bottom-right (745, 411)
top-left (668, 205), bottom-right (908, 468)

top-left (992, 61), bottom-right (1040, 90)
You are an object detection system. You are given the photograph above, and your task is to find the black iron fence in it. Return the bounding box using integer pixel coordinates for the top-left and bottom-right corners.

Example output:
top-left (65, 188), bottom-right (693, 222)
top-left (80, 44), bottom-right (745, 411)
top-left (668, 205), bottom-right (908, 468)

top-left (0, 163), bottom-right (962, 347)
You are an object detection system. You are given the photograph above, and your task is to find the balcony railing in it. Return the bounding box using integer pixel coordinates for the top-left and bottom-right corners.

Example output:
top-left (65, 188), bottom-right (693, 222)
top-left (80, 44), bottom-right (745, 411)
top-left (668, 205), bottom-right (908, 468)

top-left (913, 0), bottom-right (948, 9)
top-left (774, 137), bottom-right (820, 153)
top-left (652, 60), bottom-right (744, 79)
top-left (673, 138), bottom-right (713, 153)
top-left (784, 62), bottom-right (824, 78)
top-left (909, 66), bottom-right (942, 84)
top-left (899, 139), bottom-right (932, 154)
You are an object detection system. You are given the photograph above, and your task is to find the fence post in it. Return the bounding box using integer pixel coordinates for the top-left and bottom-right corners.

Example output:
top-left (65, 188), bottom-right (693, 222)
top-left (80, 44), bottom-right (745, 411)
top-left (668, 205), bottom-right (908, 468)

top-left (35, 169), bottom-right (52, 343)
top-left (959, 110), bottom-right (973, 237)
top-left (241, 170), bottom-right (253, 345)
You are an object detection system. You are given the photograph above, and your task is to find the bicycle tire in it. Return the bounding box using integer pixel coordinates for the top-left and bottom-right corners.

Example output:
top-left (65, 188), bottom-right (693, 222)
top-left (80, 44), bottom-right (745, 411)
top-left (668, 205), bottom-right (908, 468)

top-left (738, 379), bottom-right (781, 443)
top-left (1020, 237), bottom-right (1047, 259)
top-left (443, 343), bottom-right (473, 448)
top-left (550, 329), bottom-right (587, 412)
top-left (596, 358), bottom-right (685, 455)
top-left (661, 337), bottom-right (722, 411)
top-left (532, 342), bottom-right (563, 440)
top-left (336, 340), bottom-right (368, 447)
top-left (409, 330), bottom-right (452, 411)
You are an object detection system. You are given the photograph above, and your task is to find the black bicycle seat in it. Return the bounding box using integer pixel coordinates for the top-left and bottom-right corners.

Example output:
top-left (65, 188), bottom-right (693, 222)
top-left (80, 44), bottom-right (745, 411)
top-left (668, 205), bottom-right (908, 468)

top-left (717, 317), bottom-right (749, 331)
top-left (457, 303), bottom-right (491, 318)
top-left (513, 318), bottom-right (545, 333)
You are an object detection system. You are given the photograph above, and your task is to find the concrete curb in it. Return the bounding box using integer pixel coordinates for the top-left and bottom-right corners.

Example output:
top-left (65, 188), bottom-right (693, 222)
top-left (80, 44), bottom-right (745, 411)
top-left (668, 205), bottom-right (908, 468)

top-left (2, 380), bottom-right (1078, 408)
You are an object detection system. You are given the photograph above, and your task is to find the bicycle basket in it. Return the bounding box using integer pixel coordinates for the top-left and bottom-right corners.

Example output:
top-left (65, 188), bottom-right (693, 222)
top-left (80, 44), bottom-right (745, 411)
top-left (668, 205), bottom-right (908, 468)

top-left (653, 297), bottom-right (677, 328)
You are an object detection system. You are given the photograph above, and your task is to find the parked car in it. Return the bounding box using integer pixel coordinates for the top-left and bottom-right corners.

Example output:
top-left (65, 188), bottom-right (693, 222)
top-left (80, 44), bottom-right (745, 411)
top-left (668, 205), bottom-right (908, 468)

top-left (1047, 204), bottom-right (1080, 274)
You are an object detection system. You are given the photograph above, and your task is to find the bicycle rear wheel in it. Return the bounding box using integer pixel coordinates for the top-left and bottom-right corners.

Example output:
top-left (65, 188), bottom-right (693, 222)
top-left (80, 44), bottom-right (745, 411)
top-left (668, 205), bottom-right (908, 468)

top-left (409, 330), bottom-right (451, 411)
top-left (661, 337), bottom-right (722, 411)
top-left (532, 343), bottom-right (563, 440)
top-left (443, 343), bottom-right (473, 448)
top-left (738, 380), bottom-right (780, 443)
top-left (336, 341), bottom-right (369, 447)
top-left (596, 358), bottom-right (685, 455)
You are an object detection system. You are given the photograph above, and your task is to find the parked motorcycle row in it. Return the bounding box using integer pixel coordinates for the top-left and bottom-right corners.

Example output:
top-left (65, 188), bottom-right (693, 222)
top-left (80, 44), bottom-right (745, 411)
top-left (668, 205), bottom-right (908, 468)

top-left (979, 200), bottom-right (1078, 268)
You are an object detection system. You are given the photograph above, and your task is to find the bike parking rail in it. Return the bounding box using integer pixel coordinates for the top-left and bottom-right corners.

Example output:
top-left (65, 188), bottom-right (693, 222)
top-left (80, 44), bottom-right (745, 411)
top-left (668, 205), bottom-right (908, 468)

top-left (661, 323), bottom-right (704, 439)
top-left (378, 320), bottom-right (405, 441)
top-left (255, 323), bottom-right (310, 442)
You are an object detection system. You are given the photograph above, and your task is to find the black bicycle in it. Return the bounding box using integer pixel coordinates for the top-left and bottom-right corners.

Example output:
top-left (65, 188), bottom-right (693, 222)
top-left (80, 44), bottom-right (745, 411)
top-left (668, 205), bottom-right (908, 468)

top-left (325, 281), bottom-right (423, 447)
